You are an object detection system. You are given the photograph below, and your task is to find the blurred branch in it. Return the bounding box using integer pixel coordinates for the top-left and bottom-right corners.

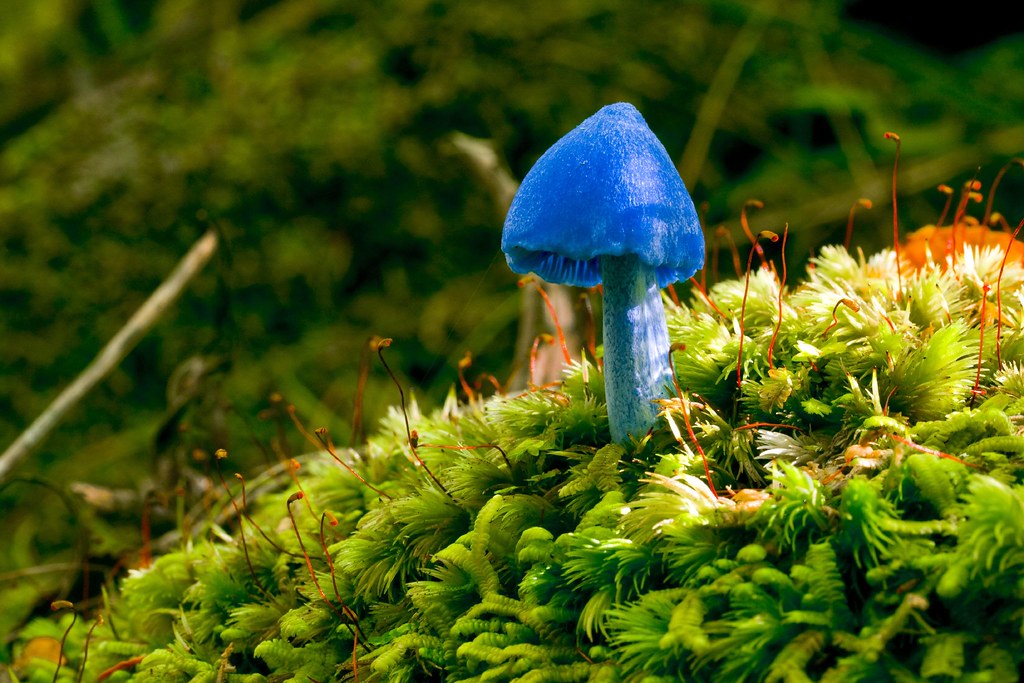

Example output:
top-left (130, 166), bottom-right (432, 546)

top-left (449, 132), bottom-right (519, 209)
top-left (0, 230), bottom-right (219, 483)
top-left (448, 132), bottom-right (580, 390)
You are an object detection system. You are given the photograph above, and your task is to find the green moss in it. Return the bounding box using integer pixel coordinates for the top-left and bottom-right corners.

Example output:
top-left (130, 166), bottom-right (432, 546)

top-left (10, 242), bottom-right (1024, 681)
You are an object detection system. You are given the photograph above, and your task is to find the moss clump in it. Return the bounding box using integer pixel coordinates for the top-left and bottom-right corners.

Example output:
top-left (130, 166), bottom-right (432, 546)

top-left (9, 242), bottom-right (1024, 682)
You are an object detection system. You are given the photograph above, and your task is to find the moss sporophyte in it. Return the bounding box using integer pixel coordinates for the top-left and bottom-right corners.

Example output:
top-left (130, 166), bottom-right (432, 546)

top-left (9, 107), bottom-right (1024, 682)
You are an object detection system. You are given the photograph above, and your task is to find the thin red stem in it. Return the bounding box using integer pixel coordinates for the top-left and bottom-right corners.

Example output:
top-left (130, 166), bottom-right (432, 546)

top-left (521, 278), bottom-right (572, 364)
top-left (474, 373), bottom-right (504, 395)
top-left (51, 601), bottom-right (76, 683)
top-left (98, 656), bottom-right (146, 681)
top-left (881, 312), bottom-right (897, 333)
top-left (885, 132), bottom-right (904, 298)
top-left (529, 334), bottom-right (553, 388)
top-left (234, 472), bottom-right (296, 557)
top-left (935, 184), bottom-right (954, 229)
top-left (844, 199), bottom-right (872, 250)
top-left (290, 458), bottom-right (316, 516)
top-left (990, 213), bottom-right (1012, 233)
top-left (214, 452), bottom-right (271, 597)
top-left (668, 346), bottom-right (717, 497)
top-left (76, 615), bottom-right (103, 683)
top-left (688, 276), bottom-right (727, 319)
top-left (736, 231), bottom-right (777, 388)
top-left (952, 179), bottom-right (982, 228)
top-left (740, 200), bottom-right (767, 269)
top-left (457, 352), bottom-right (476, 403)
top-left (971, 283), bottom-right (991, 408)
top-left (984, 158), bottom-right (1024, 227)
top-left (996, 218), bottom-right (1024, 369)
top-left (768, 225), bottom-right (789, 370)
top-left (681, 395), bottom-right (718, 498)
top-left (376, 338), bottom-right (451, 497)
top-left (666, 283), bottom-right (681, 307)
top-left (949, 178), bottom-right (982, 268)
top-left (287, 493), bottom-right (361, 630)
top-left (289, 406), bottom-right (392, 499)
top-left (822, 298), bottom-right (861, 339)
top-left (720, 225), bottom-right (742, 278)
top-left (733, 422), bottom-right (803, 432)
top-left (890, 434), bottom-right (977, 468)
top-left (318, 512), bottom-right (366, 642)
top-left (417, 442), bottom-right (513, 470)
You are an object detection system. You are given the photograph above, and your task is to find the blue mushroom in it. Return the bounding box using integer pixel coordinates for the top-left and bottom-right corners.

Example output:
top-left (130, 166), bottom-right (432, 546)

top-left (502, 103), bottom-right (705, 444)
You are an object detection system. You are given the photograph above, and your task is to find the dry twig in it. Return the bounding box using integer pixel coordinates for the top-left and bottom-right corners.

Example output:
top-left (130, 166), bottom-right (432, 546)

top-left (0, 230), bottom-right (219, 482)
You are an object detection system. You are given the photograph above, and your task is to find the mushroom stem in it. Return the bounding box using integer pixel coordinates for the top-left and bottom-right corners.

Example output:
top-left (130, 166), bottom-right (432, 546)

top-left (600, 254), bottom-right (673, 443)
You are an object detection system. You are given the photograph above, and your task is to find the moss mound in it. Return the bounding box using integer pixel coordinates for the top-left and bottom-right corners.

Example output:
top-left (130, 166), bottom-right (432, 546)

top-left (8, 243), bottom-right (1024, 682)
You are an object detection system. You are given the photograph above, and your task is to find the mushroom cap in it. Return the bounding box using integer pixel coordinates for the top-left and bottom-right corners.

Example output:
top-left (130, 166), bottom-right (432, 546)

top-left (502, 102), bottom-right (704, 288)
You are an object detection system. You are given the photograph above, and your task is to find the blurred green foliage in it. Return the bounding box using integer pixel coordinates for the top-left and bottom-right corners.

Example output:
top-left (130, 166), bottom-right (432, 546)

top-left (1, 0), bottom-right (1022, 635)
